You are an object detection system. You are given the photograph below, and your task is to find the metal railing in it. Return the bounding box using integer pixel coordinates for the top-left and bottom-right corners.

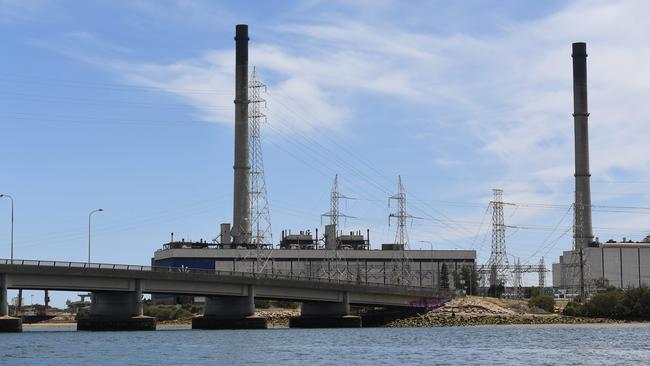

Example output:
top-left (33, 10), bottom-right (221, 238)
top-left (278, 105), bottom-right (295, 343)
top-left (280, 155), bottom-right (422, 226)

top-left (0, 258), bottom-right (432, 292)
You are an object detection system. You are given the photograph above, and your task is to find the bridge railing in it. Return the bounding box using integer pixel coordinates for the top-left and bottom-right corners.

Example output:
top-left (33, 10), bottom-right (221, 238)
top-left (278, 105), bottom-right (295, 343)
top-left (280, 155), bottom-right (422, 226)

top-left (0, 258), bottom-right (431, 292)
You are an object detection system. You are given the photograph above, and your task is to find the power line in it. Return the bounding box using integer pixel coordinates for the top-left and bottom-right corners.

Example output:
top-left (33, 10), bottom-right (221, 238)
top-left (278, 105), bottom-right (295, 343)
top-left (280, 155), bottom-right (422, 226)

top-left (0, 73), bottom-right (231, 94)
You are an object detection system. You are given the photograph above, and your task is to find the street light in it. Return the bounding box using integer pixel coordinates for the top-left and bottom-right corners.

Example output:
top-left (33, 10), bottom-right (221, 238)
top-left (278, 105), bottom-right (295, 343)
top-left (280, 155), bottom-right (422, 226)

top-left (418, 240), bottom-right (434, 252)
top-left (88, 208), bottom-right (104, 264)
top-left (0, 194), bottom-right (14, 264)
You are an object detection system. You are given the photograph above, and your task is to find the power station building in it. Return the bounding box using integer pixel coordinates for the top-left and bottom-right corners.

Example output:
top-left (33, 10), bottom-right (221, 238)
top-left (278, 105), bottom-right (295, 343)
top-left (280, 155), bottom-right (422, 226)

top-left (152, 240), bottom-right (476, 294)
top-left (553, 240), bottom-right (650, 292)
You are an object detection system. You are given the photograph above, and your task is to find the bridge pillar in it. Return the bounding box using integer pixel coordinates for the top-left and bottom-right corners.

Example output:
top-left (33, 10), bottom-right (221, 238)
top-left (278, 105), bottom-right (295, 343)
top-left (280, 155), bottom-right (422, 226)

top-left (77, 279), bottom-right (155, 331)
top-left (192, 285), bottom-right (267, 329)
top-left (0, 274), bottom-right (22, 332)
top-left (289, 292), bottom-right (361, 328)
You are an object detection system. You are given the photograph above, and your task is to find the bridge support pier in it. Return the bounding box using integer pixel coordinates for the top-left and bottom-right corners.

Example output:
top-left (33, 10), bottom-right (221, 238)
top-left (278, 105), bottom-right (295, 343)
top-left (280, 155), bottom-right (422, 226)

top-left (0, 274), bottom-right (22, 332)
top-left (289, 292), bottom-right (361, 328)
top-left (192, 285), bottom-right (267, 329)
top-left (77, 279), bottom-right (155, 331)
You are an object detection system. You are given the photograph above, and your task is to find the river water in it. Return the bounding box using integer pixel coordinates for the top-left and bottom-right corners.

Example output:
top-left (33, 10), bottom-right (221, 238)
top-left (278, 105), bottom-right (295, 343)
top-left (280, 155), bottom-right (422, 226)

top-left (2, 324), bottom-right (649, 365)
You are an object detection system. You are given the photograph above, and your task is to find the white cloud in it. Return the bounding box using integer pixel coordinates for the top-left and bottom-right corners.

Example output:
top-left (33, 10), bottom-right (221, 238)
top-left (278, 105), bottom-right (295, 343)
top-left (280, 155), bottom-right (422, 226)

top-left (0, 0), bottom-right (50, 24)
top-left (36, 0), bottom-right (650, 248)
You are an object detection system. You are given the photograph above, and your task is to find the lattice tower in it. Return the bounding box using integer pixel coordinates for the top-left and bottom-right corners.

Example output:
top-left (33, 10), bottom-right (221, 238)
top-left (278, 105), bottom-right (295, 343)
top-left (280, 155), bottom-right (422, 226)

top-left (249, 67), bottom-right (273, 250)
top-left (321, 174), bottom-right (354, 229)
top-left (389, 176), bottom-right (410, 247)
top-left (487, 189), bottom-right (510, 286)
top-left (387, 176), bottom-right (418, 285)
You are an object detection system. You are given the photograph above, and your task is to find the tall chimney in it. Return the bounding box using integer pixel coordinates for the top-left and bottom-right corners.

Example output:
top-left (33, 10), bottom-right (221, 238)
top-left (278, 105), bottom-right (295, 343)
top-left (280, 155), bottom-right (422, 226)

top-left (232, 24), bottom-right (251, 245)
top-left (572, 42), bottom-right (593, 249)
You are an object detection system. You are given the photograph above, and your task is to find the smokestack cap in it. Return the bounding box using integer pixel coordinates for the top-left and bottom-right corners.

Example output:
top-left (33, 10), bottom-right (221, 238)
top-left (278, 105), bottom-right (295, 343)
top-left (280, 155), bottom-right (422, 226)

top-left (572, 42), bottom-right (587, 57)
top-left (235, 24), bottom-right (249, 41)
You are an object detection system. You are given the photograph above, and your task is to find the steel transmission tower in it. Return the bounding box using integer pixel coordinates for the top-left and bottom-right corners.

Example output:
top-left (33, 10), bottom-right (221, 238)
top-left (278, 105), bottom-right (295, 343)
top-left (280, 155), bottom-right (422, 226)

top-left (487, 189), bottom-right (509, 286)
top-left (389, 176), bottom-right (411, 248)
top-left (321, 174), bottom-right (354, 228)
top-left (248, 67), bottom-right (272, 248)
top-left (387, 176), bottom-right (419, 285)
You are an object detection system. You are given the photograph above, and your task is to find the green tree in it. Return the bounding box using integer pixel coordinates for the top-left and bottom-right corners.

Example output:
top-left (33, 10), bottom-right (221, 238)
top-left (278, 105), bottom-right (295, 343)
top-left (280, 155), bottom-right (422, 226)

top-left (440, 263), bottom-right (450, 290)
top-left (459, 266), bottom-right (480, 295)
top-left (487, 283), bottom-right (505, 298)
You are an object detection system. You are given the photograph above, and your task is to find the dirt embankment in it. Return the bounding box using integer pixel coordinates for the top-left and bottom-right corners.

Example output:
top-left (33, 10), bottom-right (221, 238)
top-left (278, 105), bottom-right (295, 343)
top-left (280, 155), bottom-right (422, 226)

top-left (387, 296), bottom-right (619, 328)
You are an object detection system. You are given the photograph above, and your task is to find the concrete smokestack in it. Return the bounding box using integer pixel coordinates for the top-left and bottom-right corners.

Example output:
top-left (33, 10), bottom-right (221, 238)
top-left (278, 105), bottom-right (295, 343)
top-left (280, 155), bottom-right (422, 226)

top-left (572, 42), bottom-right (593, 249)
top-left (232, 24), bottom-right (251, 245)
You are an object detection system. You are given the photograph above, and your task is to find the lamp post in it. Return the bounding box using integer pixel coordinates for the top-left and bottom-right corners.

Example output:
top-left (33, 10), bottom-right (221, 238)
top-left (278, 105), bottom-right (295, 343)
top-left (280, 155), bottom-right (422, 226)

top-left (0, 194), bottom-right (14, 264)
top-left (88, 208), bottom-right (103, 264)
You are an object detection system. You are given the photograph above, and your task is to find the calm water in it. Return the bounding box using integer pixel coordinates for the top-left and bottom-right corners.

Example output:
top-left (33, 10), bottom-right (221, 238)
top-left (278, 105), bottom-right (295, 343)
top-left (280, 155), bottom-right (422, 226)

top-left (2, 325), bottom-right (650, 365)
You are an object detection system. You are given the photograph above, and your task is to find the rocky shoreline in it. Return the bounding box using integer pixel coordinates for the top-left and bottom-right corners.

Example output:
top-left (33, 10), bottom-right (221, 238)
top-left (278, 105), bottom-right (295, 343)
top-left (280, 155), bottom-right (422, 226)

top-left (387, 314), bottom-right (618, 327)
top-left (386, 296), bottom-right (620, 328)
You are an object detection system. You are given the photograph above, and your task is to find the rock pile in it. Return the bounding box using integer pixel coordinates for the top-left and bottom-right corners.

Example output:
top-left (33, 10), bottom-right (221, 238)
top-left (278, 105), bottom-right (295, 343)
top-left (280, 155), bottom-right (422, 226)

top-left (255, 309), bottom-right (299, 327)
top-left (387, 297), bottom-right (618, 328)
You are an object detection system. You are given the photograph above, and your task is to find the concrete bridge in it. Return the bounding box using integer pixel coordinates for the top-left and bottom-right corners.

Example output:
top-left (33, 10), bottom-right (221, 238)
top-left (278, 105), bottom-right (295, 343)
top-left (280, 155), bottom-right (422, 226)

top-left (0, 259), bottom-right (441, 332)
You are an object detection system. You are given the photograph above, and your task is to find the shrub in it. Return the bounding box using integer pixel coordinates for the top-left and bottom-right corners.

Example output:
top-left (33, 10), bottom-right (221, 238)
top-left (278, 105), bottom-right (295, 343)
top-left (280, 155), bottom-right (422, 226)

top-left (271, 300), bottom-right (299, 309)
top-left (619, 287), bottom-right (650, 319)
top-left (528, 295), bottom-right (555, 313)
top-left (562, 301), bottom-right (584, 317)
top-left (173, 308), bottom-right (193, 320)
top-left (509, 303), bottom-right (528, 314)
top-left (582, 289), bottom-right (624, 318)
top-left (75, 308), bottom-right (90, 320)
top-left (154, 307), bottom-right (175, 321)
top-left (144, 305), bottom-right (193, 321)
top-left (255, 299), bottom-right (272, 309)
top-left (563, 287), bottom-right (650, 319)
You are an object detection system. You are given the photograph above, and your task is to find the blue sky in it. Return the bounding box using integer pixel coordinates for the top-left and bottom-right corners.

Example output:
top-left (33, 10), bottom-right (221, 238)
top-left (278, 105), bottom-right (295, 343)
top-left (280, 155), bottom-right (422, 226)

top-left (2, 0), bottom-right (650, 305)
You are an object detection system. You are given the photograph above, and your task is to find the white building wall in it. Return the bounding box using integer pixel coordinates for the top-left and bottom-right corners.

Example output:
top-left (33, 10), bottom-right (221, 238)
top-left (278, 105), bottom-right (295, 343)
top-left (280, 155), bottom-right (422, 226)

top-left (553, 245), bottom-right (650, 291)
top-left (603, 248), bottom-right (622, 288)
top-left (640, 249), bottom-right (650, 286)
top-left (621, 248), bottom-right (640, 289)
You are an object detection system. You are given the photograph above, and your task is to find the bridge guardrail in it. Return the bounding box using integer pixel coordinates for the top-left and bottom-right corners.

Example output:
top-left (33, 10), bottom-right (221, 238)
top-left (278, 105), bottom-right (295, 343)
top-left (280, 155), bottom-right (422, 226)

top-left (0, 258), bottom-right (432, 292)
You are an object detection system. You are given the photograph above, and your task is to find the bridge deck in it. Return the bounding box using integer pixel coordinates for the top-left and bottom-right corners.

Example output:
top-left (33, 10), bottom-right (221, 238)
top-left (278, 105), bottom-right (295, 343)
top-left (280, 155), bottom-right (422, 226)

top-left (0, 259), bottom-right (440, 307)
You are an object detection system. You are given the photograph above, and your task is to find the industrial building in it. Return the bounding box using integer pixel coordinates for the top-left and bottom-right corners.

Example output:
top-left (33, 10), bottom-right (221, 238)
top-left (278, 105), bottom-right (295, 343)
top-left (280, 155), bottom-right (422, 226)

top-left (152, 242), bottom-right (475, 304)
top-left (553, 240), bottom-right (650, 292)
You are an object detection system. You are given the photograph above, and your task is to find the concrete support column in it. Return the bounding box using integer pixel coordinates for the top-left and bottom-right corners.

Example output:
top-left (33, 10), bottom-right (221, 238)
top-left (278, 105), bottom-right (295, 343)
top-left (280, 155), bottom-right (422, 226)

top-left (0, 274), bottom-right (7, 317)
top-left (135, 279), bottom-right (143, 316)
top-left (77, 279), bottom-right (155, 331)
top-left (0, 274), bottom-right (22, 332)
top-left (289, 292), bottom-right (361, 328)
top-left (192, 285), bottom-right (267, 329)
